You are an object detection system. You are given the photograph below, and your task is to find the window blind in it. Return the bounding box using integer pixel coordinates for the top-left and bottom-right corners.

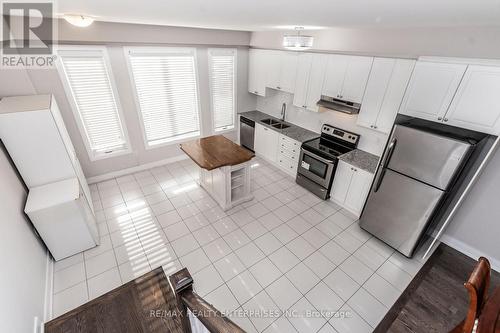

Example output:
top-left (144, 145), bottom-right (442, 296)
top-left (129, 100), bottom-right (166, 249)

top-left (128, 49), bottom-right (201, 146)
top-left (59, 50), bottom-right (128, 158)
top-left (208, 49), bottom-right (236, 132)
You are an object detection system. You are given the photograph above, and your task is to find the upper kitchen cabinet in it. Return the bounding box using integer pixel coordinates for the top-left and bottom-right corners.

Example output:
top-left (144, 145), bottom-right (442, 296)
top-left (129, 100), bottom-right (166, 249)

top-left (322, 55), bottom-right (373, 103)
top-left (445, 65), bottom-right (500, 134)
top-left (248, 49), bottom-right (269, 97)
top-left (293, 53), bottom-right (328, 112)
top-left (266, 51), bottom-right (298, 93)
top-left (399, 61), bottom-right (467, 122)
top-left (357, 58), bottom-right (416, 133)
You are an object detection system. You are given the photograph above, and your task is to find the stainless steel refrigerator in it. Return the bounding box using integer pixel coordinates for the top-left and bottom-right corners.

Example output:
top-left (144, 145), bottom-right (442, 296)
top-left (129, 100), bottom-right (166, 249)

top-left (359, 124), bottom-right (474, 257)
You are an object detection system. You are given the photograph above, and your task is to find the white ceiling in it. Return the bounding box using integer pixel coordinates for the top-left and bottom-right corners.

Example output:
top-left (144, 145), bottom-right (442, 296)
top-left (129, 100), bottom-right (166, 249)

top-left (55, 0), bottom-right (500, 31)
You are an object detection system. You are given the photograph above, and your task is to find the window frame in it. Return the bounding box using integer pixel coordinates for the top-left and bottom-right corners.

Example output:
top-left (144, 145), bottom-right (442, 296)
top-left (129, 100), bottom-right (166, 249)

top-left (55, 45), bottom-right (131, 161)
top-left (207, 48), bottom-right (238, 134)
top-left (124, 46), bottom-right (203, 150)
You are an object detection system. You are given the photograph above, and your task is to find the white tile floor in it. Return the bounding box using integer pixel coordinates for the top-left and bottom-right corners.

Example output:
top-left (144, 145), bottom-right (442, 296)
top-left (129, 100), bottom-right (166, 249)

top-left (52, 157), bottom-right (427, 333)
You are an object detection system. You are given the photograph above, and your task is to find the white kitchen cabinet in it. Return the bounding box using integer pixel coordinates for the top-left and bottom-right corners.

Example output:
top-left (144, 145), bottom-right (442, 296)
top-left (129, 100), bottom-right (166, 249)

top-left (358, 58), bottom-right (416, 133)
top-left (254, 123), bottom-right (279, 163)
top-left (445, 65), bottom-right (500, 134)
top-left (331, 160), bottom-right (373, 216)
top-left (343, 166), bottom-right (372, 215)
top-left (277, 134), bottom-right (300, 176)
top-left (293, 53), bottom-right (328, 112)
top-left (293, 53), bottom-right (313, 109)
top-left (399, 61), bottom-right (467, 122)
top-left (0, 94), bottom-right (93, 212)
top-left (330, 161), bottom-right (353, 203)
top-left (266, 51), bottom-right (298, 93)
top-left (323, 55), bottom-right (373, 103)
top-left (248, 49), bottom-right (269, 96)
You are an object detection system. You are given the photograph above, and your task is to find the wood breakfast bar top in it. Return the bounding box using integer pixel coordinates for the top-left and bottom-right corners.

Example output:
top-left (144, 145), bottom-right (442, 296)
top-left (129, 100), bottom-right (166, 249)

top-left (180, 135), bottom-right (254, 170)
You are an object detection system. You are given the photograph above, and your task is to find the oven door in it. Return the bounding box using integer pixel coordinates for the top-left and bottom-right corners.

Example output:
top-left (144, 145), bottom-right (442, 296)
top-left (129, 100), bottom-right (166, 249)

top-left (297, 148), bottom-right (335, 188)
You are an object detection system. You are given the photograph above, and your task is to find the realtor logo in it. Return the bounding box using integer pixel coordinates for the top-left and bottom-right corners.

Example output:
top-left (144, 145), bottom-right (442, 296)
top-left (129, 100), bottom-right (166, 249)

top-left (2, 2), bottom-right (53, 54)
top-left (1, 2), bottom-right (56, 68)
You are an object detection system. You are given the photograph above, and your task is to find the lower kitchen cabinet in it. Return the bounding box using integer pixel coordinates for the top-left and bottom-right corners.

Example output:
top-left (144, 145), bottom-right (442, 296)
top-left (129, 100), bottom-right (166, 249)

top-left (254, 123), bottom-right (279, 163)
top-left (331, 160), bottom-right (374, 216)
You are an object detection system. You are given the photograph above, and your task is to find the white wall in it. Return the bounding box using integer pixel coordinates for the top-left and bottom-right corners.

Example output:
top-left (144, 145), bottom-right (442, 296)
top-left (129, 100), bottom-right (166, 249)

top-left (0, 25), bottom-right (50, 331)
top-left (256, 89), bottom-right (389, 156)
top-left (443, 144), bottom-right (500, 271)
top-left (250, 26), bottom-right (500, 59)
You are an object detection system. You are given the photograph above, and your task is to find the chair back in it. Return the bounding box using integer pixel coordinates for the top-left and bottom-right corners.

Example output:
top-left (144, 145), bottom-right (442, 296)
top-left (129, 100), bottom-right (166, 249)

top-left (462, 257), bottom-right (491, 333)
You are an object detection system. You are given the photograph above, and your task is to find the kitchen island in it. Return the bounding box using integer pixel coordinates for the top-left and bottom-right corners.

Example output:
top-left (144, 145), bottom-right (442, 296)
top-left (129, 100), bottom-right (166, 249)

top-left (180, 135), bottom-right (255, 211)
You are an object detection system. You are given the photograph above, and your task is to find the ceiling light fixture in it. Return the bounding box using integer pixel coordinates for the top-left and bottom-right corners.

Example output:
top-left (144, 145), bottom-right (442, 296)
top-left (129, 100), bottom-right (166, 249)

top-left (63, 14), bottom-right (95, 28)
top-left (283, 27), bottom-right (313, 51)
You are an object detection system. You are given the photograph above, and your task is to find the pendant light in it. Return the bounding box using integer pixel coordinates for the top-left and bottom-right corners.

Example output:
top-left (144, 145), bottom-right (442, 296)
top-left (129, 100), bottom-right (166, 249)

top-left (283, 27), bottom-right (313, 51)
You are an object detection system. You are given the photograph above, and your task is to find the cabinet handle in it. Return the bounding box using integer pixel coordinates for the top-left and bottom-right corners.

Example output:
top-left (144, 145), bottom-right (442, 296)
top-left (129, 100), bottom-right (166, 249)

top-left (374, 125), bottom-right (378, 129)
top-left (444, 118), bottom-right (449, 122)
top-left (254, 91), bottom-right (259, 94)
top-left (277, 86), bottom-right (281, 90)
top-left (438, 117), bottom-right (443, 121)
top-left (370, 125), bottom-right (373, 128)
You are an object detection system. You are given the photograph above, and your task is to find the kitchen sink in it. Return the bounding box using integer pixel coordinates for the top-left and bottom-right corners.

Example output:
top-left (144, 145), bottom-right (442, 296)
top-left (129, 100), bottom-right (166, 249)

top-left (261, 118), bottom-right (280, 125)
top-left (272, 123), bottom-right (290, 129)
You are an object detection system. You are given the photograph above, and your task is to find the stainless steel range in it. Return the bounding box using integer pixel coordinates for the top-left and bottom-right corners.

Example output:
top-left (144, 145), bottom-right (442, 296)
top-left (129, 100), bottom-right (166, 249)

top-left (296, 124), bottom-right (360, 199)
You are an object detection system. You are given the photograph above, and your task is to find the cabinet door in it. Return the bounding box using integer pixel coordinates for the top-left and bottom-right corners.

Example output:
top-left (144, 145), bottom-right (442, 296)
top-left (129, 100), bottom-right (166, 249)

top-left (293, 53), bottom-right (313, 109)
top-left (323, 54), bottom-right (348, 98)
top-left (254, 123), bottom-right (267, 157)
top-left (248, 49), bottom-right (267, 96)
top-left (445, 65), bottom-right (500, 134)
top-left (399, 61), bottom-right (467, 122)
top-left (344, 167), bottom-right (373, 215)
top-left (375, 59), bottom-right (415, 133)
top-left (305, 54), bottom-right (328, 111)
top-left (358, 58), bottom-right (396, 130)
top-left (341, 56), bottom-right (373, 103)
top-left (279, 52), bottom-right (298, 93)
top-left (255, 124), bottom-right (278, 163)
top-left (265, 50), bottom-right (282, 90)
top-left (330, 161), bottom-right (353, 204)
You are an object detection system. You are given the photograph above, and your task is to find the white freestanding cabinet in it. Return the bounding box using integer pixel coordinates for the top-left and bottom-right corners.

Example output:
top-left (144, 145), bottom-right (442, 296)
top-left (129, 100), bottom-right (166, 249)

top-left (357, 58), bottom-right (416, 133)
top-left (445, 65), bottom-right (500, 134)
top-left (322, 55), bottom-right (373, 103)
top-left (25, 178), bottom-right (98, 260)
top-left (254, 123), bottom-right (279, 163)
top-left (0, 94), bottom-right (93, 212)
top-left (248, 49), bottom-right (269, 97)
top-left (331, 161), bottom-right (373, 216)
top-left (399, 61), bottom-right (467, 122)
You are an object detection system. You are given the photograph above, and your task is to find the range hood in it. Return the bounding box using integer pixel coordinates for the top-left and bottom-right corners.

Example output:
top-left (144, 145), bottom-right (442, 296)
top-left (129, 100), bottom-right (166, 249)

top-left (317, 95), bottom-right (361, 114)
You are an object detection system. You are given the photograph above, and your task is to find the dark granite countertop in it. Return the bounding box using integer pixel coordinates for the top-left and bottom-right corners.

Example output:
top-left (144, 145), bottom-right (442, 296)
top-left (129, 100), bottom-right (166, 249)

top-left (338, 149), bottom-right (380, 174)
top-left (239, 110), bottom-right (319, 143)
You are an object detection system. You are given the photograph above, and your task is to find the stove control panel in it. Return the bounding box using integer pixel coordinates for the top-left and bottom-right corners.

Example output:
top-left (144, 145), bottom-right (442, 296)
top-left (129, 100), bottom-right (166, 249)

top-left (321, 124), bottom-right (359, 145)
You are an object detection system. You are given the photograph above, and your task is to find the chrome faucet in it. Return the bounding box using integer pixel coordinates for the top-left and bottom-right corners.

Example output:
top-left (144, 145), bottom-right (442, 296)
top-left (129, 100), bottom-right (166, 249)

top-left (281, 103), bottom-right (287, 121)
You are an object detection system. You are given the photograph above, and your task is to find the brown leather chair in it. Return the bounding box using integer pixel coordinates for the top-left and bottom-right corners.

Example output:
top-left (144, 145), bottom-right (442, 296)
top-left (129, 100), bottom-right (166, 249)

top-left (450, 257), bottom-right (491, 333)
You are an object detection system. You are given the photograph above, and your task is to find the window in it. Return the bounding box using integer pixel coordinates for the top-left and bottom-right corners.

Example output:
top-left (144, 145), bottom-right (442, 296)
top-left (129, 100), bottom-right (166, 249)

top-left (208, 49), bottom-right (236, 132)
top-left (126, 47), bottom-right (201, 147)
top-left (57, 47), bottom-right (130, 160)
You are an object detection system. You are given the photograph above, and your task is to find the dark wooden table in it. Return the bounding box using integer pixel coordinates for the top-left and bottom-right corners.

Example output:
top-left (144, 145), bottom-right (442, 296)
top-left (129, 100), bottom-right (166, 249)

top-left (180, 135), bottom-right (254, 171)
top-left (478, 287), bottom-right (500, 333)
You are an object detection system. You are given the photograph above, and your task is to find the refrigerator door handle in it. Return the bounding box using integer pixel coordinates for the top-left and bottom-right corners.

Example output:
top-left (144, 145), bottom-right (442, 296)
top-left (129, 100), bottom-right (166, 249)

top-left (374, 138), bottom-right (397, 192)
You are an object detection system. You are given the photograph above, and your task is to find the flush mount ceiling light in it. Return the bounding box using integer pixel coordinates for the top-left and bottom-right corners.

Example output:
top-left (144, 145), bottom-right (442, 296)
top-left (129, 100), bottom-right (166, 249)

top-left (283, 27), bottom-right (313, 51)
top-left (63, 14), bottom-right (95, 27)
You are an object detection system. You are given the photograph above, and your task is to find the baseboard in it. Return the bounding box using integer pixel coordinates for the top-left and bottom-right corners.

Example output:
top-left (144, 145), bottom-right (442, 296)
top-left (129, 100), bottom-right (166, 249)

top-left (43, 251), bottom-right (54, 327)
top-left (86, 155), bottom-right (189, 184)
top-left (441, 234), bottom-right (500, 272)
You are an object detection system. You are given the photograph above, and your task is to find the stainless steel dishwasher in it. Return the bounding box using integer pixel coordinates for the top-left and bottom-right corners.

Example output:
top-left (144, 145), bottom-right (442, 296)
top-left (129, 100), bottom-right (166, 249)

top-left (239, 116), bottom-right (255, 151)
